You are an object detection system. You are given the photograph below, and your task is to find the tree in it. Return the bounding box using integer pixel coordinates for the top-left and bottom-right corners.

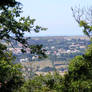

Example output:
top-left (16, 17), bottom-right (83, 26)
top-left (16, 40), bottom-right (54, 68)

top-left (0, 0), bottom-right (47, 91)
top-left (63, 44), bottom-right (92, 91)
top-left (0, 54), bottom-right (24, 92)
top-left (72, 7), bottom-right (92, 38)
top-left (0, 0), bottom-right (19, 8)
top-left (62, 7), bottom-right (92, 91)
top-left (0, 0), bottom-right (47, 59)
top-left (19, 72), bottom-right (63, 92)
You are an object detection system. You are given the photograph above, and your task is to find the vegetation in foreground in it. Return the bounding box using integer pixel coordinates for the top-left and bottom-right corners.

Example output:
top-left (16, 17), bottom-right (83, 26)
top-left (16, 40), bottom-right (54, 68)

top-left (17, 43), bottom-right (92, 92)
top-left (0, 0), bottom-right (92, 92)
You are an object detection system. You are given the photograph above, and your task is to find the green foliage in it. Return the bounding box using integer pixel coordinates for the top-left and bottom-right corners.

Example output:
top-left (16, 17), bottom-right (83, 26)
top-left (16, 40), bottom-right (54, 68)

top-left (1, 1), bottom-right (92, 92)
top-left (0, 0), bottom-right (19, 8)
top-left (69, 55), bottom-right (88, 80)
top-left (67, 7), bottom-right (92, 91)
top-left (72, 7), bottom-right (92, 38)
top-left (62, 43), bottom-right (92, 91)
top-left (0, 53), bottom-right (24, 92)
top-left (69, 80), bottom-right (92, 92)
top-left (79, 20), bottom-right (92, 37)
top-left (0, 0), bottom-right (47, 91)
top-left (18, 7), bottom-right (92, 92)
top-left (0, 0), bottom-right (47, 58)
top-left (30, 45), bottom-right (47, 59)
top-left (19, 72), bottom-right (64, 92)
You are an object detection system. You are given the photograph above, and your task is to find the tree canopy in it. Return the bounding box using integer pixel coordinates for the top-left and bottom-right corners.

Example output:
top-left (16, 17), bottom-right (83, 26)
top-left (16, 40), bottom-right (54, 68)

top-left (1, 1), bottom-right (92, 92)
top-left (72, 7), bottom-right (92, 38)
top-left (0, 0), bottom-right (47, 91)
top-left (0, 0), bottom-right (47, 59)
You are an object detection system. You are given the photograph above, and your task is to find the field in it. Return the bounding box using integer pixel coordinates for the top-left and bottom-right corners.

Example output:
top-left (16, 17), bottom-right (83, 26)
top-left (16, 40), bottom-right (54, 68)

top-left (21, 60), bottom-right (68, 76)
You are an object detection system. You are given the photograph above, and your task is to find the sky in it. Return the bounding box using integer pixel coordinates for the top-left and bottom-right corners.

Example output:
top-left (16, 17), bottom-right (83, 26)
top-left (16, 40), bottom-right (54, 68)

top-left (19, 0), bottom-right (92, 36)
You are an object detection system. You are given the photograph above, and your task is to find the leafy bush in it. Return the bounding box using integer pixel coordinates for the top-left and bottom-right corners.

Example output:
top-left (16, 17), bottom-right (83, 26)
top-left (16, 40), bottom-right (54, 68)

top-left (19, 72), bottom-right (64, 92)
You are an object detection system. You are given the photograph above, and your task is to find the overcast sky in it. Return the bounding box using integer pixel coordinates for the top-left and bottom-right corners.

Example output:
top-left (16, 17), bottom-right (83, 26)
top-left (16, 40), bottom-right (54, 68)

top-left (19, 0), bottom-right (92, 36)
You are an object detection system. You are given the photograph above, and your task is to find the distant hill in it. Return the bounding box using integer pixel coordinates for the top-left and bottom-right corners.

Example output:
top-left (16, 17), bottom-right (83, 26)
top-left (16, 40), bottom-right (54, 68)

top-left (7, 36), bottom-right (90, 62)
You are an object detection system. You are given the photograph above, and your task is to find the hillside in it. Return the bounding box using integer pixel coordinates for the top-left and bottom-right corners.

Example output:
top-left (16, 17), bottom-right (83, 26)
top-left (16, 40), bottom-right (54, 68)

top-left (7, 36), bottom-right (90, 62)
top-left (10, 36), bottom-right (89, 76)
